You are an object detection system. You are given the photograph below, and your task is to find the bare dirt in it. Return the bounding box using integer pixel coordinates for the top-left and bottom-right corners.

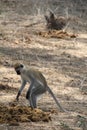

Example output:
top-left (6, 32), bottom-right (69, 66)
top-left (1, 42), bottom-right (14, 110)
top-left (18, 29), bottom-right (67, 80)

top-left (0, 0), bottom-right (87, 130)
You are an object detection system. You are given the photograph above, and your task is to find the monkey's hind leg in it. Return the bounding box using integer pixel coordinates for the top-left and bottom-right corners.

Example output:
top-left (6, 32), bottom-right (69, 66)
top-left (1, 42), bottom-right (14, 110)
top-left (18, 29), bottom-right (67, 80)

top-left (26, 89), bottom-right (30, 100)
top-left (30, 93), bottom-right (37, 108)
top-left (26, 90), bottom-right (37, 108)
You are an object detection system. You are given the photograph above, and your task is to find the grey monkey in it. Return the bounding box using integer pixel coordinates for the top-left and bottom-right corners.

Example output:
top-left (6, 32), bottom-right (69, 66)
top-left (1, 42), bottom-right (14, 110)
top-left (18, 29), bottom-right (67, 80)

top-left (14, 63), bottom-right (66, 112)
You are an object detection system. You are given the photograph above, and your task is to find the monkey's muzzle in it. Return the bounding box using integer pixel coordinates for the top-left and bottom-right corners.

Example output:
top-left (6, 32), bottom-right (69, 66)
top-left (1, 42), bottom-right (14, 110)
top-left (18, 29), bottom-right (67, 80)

top-left (16, 70), bottom-right (21, 75)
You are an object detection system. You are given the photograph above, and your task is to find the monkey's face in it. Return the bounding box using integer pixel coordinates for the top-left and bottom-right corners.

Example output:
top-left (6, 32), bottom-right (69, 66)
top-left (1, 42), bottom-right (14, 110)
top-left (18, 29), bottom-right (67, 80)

top-left (14, 63), bottom-right (24, 75)
top-left (16, 69), bottom-right (21, 75)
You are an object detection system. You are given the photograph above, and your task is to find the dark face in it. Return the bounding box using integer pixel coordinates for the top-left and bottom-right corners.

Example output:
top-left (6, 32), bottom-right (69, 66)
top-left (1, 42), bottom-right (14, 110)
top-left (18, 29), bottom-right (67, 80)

top-left (16, 69), bottom-right (21, 75)
top-left (15, 64), bottom-right (23, 75)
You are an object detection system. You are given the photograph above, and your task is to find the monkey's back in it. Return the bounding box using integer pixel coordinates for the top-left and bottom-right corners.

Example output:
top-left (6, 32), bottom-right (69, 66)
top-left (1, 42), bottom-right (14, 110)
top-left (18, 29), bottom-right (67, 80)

top-left (24, 68), bottom-right (47, 87)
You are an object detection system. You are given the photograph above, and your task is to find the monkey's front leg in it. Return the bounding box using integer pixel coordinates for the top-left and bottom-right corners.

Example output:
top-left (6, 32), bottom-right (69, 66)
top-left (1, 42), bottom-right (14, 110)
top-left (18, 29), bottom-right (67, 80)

top-left (16, 91), bottom-right (21, 101)
top-left (16, 80), bottom-right (26, 101)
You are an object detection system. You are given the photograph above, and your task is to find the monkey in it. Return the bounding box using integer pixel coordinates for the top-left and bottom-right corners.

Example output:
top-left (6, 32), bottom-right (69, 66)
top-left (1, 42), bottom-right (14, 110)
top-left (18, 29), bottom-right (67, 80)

top-left (14, 63), bottom-right (66, 112)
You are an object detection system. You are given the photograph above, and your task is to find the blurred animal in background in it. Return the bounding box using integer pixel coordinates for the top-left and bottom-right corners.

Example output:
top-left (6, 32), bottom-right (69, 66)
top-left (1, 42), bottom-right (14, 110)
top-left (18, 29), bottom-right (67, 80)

top-left (45, 10), bottom-right (67, 30)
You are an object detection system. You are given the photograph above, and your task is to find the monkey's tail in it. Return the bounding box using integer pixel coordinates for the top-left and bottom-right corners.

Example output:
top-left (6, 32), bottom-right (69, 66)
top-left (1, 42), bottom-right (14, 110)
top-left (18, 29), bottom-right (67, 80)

top-left (47, 86), bottom-right (65, 112)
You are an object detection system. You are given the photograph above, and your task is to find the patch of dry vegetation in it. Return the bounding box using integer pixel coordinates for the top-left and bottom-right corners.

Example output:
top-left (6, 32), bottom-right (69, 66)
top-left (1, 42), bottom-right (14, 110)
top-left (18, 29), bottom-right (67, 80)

top-left (0, 102), bottom-right (51, 125)
top-left (38, 30), bottom-right (76, 39)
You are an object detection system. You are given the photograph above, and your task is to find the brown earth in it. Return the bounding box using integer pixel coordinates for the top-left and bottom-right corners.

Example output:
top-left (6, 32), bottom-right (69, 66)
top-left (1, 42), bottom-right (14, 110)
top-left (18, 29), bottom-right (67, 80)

top-left (0, 0), bottom-right (87, 130)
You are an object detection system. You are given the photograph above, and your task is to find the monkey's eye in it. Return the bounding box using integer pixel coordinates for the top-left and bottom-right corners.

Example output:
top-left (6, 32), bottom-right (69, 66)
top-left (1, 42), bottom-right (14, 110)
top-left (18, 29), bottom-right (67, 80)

top-left (20, 64), bottom-right (23, 68)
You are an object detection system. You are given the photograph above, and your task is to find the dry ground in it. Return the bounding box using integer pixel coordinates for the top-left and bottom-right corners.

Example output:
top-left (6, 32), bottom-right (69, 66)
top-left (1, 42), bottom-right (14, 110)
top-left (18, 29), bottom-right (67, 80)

top-left (0, 0), bottom-right (87, 130)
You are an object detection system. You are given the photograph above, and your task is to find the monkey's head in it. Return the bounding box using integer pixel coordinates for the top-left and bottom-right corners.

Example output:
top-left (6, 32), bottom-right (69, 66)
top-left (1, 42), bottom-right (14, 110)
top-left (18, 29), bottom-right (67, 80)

top-left (14, 63), bottom-right (24, 75)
